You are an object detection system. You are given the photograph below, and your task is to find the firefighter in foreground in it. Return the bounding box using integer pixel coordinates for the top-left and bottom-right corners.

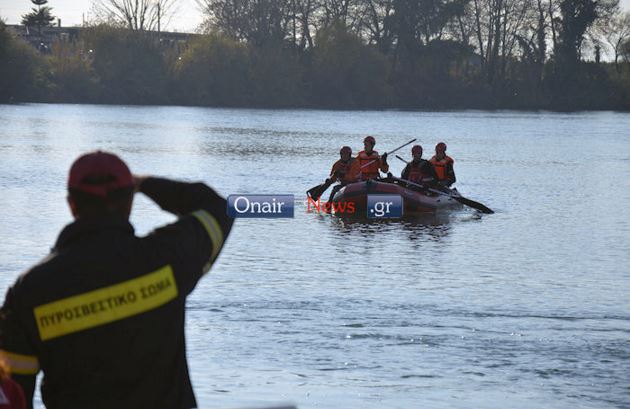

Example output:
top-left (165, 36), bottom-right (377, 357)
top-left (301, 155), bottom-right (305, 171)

top-left (0, 151), bottom-right (233, 409)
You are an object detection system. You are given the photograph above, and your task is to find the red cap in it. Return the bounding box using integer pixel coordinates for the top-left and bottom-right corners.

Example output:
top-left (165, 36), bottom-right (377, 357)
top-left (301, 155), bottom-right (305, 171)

top-left (68, 151), bottom-right (133, 197)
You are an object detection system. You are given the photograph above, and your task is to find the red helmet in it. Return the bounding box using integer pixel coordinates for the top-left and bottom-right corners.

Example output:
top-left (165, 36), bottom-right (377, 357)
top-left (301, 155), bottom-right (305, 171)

top-left (411, 145), bottom-right (423, 154)
top-left (436, 142), bottom-right (447, 152)
top-left (363, 135), bottom-right (376, 145)
top-left (68, 151), bottom-right (133, 198)
top-left (340, 146), bottom-right (352, 155)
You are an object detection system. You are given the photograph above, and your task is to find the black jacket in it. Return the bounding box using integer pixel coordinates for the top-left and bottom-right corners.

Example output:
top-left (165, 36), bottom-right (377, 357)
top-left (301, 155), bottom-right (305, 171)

top-left (401, 159), bottom-right (437, 181)
top-left (0, 178), bottom-right (233, 409)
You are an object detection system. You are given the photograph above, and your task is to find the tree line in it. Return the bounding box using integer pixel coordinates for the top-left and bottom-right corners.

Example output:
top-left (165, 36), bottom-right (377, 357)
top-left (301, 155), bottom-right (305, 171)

top-left (2, 0), bottom-right (630, 110)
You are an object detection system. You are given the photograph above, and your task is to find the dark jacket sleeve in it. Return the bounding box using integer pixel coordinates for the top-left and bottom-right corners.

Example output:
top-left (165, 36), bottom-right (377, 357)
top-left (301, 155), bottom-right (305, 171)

top-left (379, 155), bottom-right (389, 173)
top-left (401, 164), bottom-right (410, 180)
top-left (447, 162), bottom-right (456, 184)
top-left (138, 177), bottom-right (234, 294)
top-left (329, 160), bottom-right (340, 179)
top-left (0, 287), bottom-right (39, 409)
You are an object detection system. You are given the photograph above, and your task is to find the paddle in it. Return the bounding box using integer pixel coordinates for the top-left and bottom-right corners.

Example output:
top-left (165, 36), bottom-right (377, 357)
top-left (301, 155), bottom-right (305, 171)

top-left (306, 178), bottom-right (335, 201)
top-left (306, 138), bottom-right (417, 201)
top-left (394, 155), bottom-right (494, 214)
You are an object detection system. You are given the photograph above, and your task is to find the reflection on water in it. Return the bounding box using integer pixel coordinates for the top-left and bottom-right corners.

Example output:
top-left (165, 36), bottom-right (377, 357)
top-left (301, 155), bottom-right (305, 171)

top-left (0, 104), bottom-right (629, 409)
top-left (325, 212), bottom-right (457, 244)
top-left (401, 217), bottom-right (454, 242)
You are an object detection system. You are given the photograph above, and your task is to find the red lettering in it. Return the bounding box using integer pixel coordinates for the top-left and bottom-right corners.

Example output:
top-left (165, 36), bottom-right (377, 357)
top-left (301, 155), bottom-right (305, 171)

top-left (323, 201), bottom-right (332, 213)
top-left (332, 201), bottom-right (346, 213)
top-left (347, 201), bottom-right (356, 214)
top-left (306, 198), bottom-right (356, 214)
top-left (307, 197), bottom-right (320, 213)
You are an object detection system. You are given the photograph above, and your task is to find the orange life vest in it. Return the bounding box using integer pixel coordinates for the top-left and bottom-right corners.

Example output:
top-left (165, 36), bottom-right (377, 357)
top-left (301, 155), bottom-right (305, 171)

top-left (429, 155), bottom-right (454, 181)
top-left (330, 158), bottom-right (356, 183)
top-left (355, 150), bottom-right (388, 180)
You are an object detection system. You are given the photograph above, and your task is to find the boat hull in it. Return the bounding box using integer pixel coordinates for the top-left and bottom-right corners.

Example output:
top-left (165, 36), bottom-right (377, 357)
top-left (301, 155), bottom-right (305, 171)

top-left (331, 180), bottom-right (462, 214)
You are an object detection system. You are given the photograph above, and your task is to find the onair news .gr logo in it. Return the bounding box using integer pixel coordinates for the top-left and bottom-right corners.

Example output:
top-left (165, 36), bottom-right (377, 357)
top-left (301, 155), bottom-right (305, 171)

top-left (227, 194), bottom-right (294, 218)
top-left (367, 194), bottom-right (403, 218)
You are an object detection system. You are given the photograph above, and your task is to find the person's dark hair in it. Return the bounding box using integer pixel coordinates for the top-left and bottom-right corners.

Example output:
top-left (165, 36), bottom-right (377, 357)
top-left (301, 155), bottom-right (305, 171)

top-left (69, 180), bottom-right (134, 218)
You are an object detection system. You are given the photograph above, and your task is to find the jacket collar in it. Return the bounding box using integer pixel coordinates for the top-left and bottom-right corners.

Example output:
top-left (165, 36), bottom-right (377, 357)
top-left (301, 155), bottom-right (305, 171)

top-left (54, 214), bottom-right (135, 251)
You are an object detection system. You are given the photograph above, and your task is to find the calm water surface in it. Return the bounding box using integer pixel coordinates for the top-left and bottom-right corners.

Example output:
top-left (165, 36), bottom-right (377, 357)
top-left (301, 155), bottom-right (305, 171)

top-left (0, 104), bottom-right (629, 409)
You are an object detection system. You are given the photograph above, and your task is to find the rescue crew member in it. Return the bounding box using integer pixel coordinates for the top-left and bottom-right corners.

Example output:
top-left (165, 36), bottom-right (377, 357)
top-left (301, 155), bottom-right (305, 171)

top-left (429, 142), bottom-right (456, 186)
top-left (352, 135), bottom-right (389, 180)
top-left (329, 146), bottom-right (356, 184)
top-left (401, 145), bottom-right (438, 186)
top-left (0, 151), bottom-right (233, 409)
top-left (328, 146), bottom-right (356, 202)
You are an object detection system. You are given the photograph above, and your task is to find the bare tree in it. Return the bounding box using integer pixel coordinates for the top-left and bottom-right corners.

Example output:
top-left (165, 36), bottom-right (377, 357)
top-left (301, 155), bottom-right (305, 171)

top-left (293, 0), bottom-right (319, 48)
top-left (355, 0), bottom-right (395, 52)
top-left (197, 0), bottom-right (293, 45)
top-left (197, 0), bottom-right (326, 49)
top-left (622, 37), bottom-right (630, 62)
top-left (92, 0), bottom-right (178, 31)
top-left (469, 0), bottom-right (537, 83)
top-left (511, 0), bottom-right (551, 84)
top-left (318, 0), bottom-right (364, 30)
top-left (597, 10), bottom-right (630, 72)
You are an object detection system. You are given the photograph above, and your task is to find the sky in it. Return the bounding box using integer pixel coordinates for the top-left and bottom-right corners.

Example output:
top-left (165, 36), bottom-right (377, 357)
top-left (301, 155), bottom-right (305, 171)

top-left (0, 0), bottom-right (204, 32)
top-left (1, 0), bottom-right (629, 35)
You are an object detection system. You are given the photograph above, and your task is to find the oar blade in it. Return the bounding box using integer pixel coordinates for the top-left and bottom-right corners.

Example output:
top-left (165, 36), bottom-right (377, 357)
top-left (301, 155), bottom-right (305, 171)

top-left (306, 184), bottom-right (324, 200)
top-left (307, 180), bottom-right (333, 201)
top-left (455, 196), bottom-right (494, 214)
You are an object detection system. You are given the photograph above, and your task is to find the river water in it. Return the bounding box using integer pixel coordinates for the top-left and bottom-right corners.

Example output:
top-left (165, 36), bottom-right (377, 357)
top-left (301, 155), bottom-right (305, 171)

top-left (0, 104), bottom-right (628, 409)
